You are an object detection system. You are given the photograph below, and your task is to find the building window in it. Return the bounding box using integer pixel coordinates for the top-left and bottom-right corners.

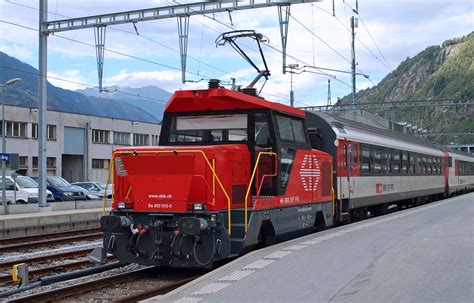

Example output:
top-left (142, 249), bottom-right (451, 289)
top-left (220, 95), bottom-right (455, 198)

top-left (1, 121), bottom-right (27, 138)
top-left (47, 157), bottom-right (56, 169)
top-left (33, 156), bottom-right (38, 169)
top-left (151, 134), bottom-right (159, 146)
top-left (92, 129), bottom-right (110, 144)
top-left (32, 123), bottom-right (37, 138)
top-left (32, 124), bottom-right (57, 140)
top-left (47, 125), bottom-right (56, 140)
top-left (113, 132), bottom-right (130, 145)
top-left (133, 133), bottom-right (149, 146)
top-left (19, 156), bottom-right (28, 168)
top-left (92, 159), bottom-right (110, 169)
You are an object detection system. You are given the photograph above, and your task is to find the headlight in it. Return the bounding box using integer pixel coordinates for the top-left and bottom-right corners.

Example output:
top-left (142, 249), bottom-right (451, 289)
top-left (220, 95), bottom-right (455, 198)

top-left (64, 192), bottom-right (73, 196)
top-left (118, 202), bottom-right (126, 209)
top-left (193, 203), bottom-right (205, 211)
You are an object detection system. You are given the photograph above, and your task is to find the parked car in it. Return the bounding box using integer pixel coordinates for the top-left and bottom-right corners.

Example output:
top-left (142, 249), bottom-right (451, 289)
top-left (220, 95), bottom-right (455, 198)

top-left (72, 182), bottom-right (113, 198)
top-left (71, 185), bottom-right (100, 200)
top-left (30, 176), bottom-right (87, 201)
top-left (0, 176), bottom-right (54, 204)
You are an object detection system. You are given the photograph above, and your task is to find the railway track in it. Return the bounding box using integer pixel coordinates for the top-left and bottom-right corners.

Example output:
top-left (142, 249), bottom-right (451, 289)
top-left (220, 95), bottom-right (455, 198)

top-left (0, 256), bottom-right (116, 284)
top-left (0, 228), bottom-right (101, 246)
top-left (0, 231), bottom-right (102, 253)
top-left (0, 248), bottom-right (93, 271)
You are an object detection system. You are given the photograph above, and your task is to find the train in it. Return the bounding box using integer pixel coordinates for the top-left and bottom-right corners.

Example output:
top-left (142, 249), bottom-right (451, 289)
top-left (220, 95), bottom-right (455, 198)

top-left (100, 80), bottom-right (474, 268)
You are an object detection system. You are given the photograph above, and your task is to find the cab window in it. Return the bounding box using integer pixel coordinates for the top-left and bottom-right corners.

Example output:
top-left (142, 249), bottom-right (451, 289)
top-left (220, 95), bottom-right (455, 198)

top-left (275, 114), bottom-right (306, 144)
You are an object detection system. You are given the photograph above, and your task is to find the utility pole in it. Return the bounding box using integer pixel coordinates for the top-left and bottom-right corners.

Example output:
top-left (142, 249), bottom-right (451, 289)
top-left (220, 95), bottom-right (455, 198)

top-left (327, 79), bottom-right (331, 106)
top-left (287, 64), bottom-right (299, 107)
top-left (38, 0), bottom-right (48, 208)
top-left (350, 16), bottom-right (358, 120)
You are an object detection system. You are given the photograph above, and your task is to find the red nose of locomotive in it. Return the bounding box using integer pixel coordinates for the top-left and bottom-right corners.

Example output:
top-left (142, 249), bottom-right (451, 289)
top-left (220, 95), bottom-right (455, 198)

top-left (111, 145), bottom-right (245, 213)
top-left (100, 145), bottom-right (248, 267)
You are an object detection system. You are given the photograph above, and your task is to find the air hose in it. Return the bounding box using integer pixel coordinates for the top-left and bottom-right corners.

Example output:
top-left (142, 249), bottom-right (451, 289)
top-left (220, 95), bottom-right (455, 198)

top-left (193, 230), bottom-right (216, 266)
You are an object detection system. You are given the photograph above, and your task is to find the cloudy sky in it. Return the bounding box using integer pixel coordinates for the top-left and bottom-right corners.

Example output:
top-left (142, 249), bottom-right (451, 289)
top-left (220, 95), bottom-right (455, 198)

top-left (0, 0), bottom-right (472, 107)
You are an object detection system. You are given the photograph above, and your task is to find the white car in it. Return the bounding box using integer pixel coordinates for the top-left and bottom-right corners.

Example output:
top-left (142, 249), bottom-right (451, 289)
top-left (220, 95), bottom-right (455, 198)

top-left (0, 176), bottom-right (54, 204)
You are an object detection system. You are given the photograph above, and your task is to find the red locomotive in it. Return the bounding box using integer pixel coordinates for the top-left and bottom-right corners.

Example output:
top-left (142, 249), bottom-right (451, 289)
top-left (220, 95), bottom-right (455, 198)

top-left (101, 80), bottom-right (474, 268)
top-left (101, 82), bottom-right (333, 267)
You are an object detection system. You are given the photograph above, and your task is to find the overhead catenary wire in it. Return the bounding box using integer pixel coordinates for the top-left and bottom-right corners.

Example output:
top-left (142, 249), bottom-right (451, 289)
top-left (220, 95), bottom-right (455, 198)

top-left (342, 0), bottom-right (391, 68)
top-left (4, 0), bottom-right (232, 77)
top-left (288, 12), bottom-right (378, 88)
top-left (311, 3), bottom-right (390, 70)
top-left (3, 1), bottom-right (365, 100)
top-left (170, 0), bottom-right (356, 92)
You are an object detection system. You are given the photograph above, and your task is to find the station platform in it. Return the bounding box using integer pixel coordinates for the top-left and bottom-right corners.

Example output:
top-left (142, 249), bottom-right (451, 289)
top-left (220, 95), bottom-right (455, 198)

top-left (0, 207), bottom-right (109, 239)
top-left (149, 193), bottom-right (474, 303)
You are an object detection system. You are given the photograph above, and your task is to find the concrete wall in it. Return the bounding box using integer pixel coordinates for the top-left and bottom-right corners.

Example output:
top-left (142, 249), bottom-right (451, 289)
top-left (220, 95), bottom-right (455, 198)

top-left (0, 200), bottom-right (112, 215)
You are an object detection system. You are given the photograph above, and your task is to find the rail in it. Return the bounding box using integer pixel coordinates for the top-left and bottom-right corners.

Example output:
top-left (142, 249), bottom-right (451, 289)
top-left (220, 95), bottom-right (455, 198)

top-left (103, 149), bottom-right (232, 235)
top-left (244, 152), bottom-right (278, 233)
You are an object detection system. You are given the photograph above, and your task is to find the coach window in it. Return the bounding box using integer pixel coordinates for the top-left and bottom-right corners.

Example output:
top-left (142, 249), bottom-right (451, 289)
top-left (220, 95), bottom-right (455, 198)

top-left (361, 144), bottom-right (370, 175)
top-left (353, 144), bottom-right (358, 166)
top-left (343, 145), bottom-right (348, 168)
top-left (406, 153), bottom-right (411, 174)
top-left (373, 147), bottom-right (382, 174)
top-left (392, 151), bottom-right (400, 174)
top-left (385, 149), bottom-right (392, 174)
top-left (401, 152), bottom-right (408, 174)
top-left (411, 154), bottom-right (416, 174)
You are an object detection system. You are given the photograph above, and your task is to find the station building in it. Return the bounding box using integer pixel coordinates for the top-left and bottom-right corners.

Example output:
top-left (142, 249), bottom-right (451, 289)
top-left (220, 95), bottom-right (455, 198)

top-left (2, 104), bottom-right (161, 183)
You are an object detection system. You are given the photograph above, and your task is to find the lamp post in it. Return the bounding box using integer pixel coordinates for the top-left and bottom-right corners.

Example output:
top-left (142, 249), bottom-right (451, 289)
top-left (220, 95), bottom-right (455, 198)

top-left (1, 78), bottom-right (22, 214)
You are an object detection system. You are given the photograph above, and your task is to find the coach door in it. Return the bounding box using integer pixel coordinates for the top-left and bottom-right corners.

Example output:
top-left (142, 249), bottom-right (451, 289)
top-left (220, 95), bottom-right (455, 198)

top-left (338, 141), bottom-right (351, 200)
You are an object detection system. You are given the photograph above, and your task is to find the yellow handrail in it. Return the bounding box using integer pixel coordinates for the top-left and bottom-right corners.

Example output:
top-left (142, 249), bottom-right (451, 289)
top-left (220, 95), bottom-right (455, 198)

top-left (102, 156), bottom-right (114, 216)
top-left (244, 152), bottom-right (277, 233)
top-left (108, 149), bottom-right (232, 235)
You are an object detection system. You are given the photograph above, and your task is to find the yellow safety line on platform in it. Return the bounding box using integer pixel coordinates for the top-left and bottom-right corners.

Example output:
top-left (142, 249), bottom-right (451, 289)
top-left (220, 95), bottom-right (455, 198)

top-left (111, 150), bottom-right (232, 235)
top-left (244, 151), bottom-right (277, 234)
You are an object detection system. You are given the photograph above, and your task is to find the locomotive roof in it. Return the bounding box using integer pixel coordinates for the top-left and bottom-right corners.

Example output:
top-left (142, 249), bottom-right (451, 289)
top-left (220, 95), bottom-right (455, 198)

top-left (307, 111), bottom-right (447, 156)
top-left (164, 87), bottom-right (305, 117)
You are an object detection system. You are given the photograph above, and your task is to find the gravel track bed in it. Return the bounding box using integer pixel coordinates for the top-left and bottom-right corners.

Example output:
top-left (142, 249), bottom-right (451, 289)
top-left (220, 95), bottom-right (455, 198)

top-left (68, 268), bottom-right (202, 302)
top-left (3, 265), bottom-right (206, 302)
top-left (3, 263), bottom-right (149, 301)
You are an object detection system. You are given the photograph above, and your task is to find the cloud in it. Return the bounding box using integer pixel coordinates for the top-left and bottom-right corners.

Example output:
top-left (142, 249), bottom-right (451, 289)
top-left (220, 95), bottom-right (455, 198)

top-left (105, 69), bottom-right (182, 91)
top-left (47, 70), bottom-right (89, 90)
top-left (0, 44), bottom-right (34, 61)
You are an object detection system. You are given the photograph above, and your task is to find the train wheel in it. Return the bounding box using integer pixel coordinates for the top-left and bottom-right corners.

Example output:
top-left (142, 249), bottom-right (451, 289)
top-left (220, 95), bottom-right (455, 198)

top-left (257, 221), bottom-right (276, 248)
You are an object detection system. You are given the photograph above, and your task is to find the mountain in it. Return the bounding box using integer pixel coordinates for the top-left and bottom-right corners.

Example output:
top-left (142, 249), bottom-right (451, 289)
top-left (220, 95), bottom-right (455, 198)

top-left (341, 32), bottom-right (474, 144)
top-left (0, 52), bottom-right (160, 124)
top-left (77, 85), bottom-right (170, 120)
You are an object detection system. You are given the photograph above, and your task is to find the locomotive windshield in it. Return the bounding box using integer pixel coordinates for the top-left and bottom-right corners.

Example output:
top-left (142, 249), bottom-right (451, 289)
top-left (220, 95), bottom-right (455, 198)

top-left (169, 114), bottom-right (248, 143)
